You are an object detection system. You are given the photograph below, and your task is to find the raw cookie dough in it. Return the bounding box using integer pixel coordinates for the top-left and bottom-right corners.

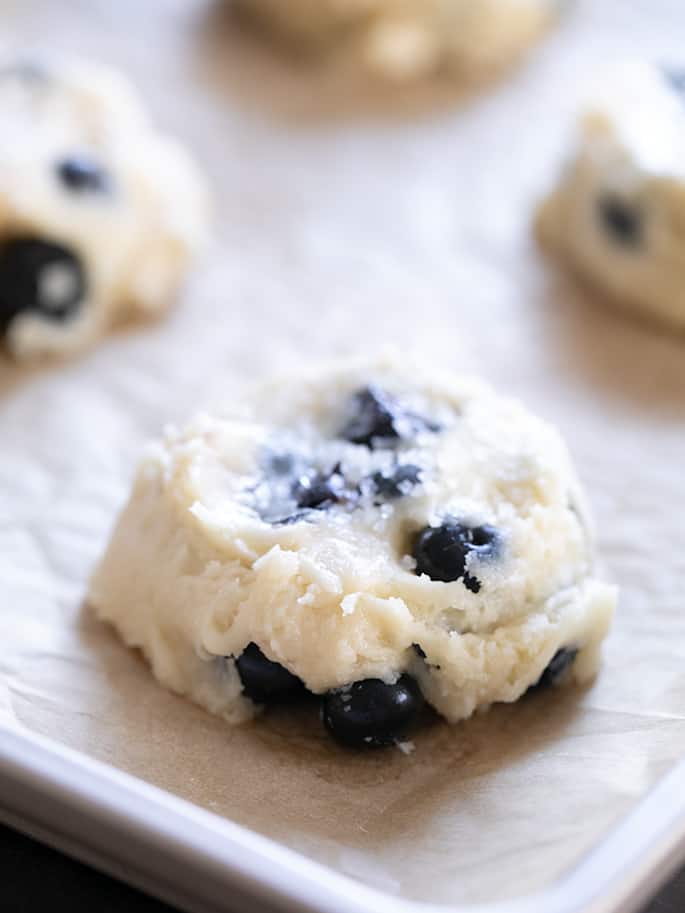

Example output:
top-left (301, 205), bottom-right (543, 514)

top-left (233, 0), bottom-right (561, 82)
top-left (0, 58), bottom-right (208, 360)
top-left (89, 355), bottom-right (616, 748)
top-left (536, 61), bottom-right (685, 332)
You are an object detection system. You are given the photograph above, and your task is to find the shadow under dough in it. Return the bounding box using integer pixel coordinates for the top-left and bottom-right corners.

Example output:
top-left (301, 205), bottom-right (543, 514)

top-left (76, 602), bottom-right (587, 852)
top-left (535, 266), bottom-right (685, 414)
top-left (0, 311), bottom-right (174, 400)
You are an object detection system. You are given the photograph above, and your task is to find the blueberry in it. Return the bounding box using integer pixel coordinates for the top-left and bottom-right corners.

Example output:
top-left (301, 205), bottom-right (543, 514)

top-left (533, 647), bottom-right (578, 689)
top-left (267, 452), bottom-right (297, 476)
top-left (597, 194), bottom-right (642, 247)
top-left (339, 386), bottom-right (398, 445)
top-left (56, 156), bottom-right (110, 193)
top-left (340, 385), bottom-right (439, 448)
top-left (235, 642), bottom-right (306, 704)
top-left (371, 464), bottom-right (423, 501)
top-left (322, 675), bottom-right (424, 749)
top-left (292, 470), bottom-right (346, 510)
top-left (271, 510), bottom-right (310, 526)
top-left (0, 60), bottom-right (49, 83)
top-left (412, 520), bottom-right (500, 592)
top-left (0, 238), bottom-right (86, 334)
top-left (662, 66), bottom-right (685, 97)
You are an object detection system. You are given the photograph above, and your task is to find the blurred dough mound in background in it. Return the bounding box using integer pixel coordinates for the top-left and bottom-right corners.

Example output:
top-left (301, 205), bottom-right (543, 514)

top-left (0, 58), bottom-right (209, 361)
top-left (232, 0), bottom-right (561, 81)
top-left (536, 60), bottom-right (685, 333)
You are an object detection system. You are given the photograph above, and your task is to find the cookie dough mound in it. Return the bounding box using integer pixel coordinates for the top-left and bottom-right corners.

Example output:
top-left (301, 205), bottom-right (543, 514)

top-left (0, 58), bottom-right (209, 360)
top-left (234, 0), bottom-right (560, 82)
top-left (536, 61), bottom-right (685, 332)
top-left (89, 355), bottom-right (616, 745)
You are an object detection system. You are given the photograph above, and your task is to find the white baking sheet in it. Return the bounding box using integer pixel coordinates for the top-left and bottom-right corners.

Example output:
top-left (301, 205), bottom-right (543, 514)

top-left (2, 0), bottom-right (685, 908)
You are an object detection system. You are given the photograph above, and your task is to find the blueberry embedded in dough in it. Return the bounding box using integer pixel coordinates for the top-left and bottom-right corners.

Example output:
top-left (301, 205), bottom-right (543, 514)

top-left (0, 59), bottom-right (50, 84)
top-left (322, 676), bottom-right (425, 749)
top-left (291, 467), bottom-right (349, 510)
top-left (412, 520), bottom-right (500, 591)
top-left (56, 155), bottom-right (111, 194)
top-left (339, 384), bottom-right (440, 447)
top-left (339, 385), bottom-right (406, 446)
top-left (532, 647), bottom-right (579, 690)
top-left (267, 451), bottom-right (299, 476)
top-left (597, 194), bottom-right (643, 247)
top-left (255, 436), bottom-right (426, 524)
top-left (255, 459), bottom-right (351, 524)
top-left (235, 642), bottom-right (307, 704)
top-left (370, 463), bottom-right (424, 501)
top-left (661, 66), bottom-right (685, 98)
top-left (0, 237), bottom-right (86, 336)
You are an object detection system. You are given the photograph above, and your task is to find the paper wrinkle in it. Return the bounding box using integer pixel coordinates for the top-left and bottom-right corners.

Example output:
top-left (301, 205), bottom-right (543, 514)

top-left (2, 0), bottom-right (685, 907)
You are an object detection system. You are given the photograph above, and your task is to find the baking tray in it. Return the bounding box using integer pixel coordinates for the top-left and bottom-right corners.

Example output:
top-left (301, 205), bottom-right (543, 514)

top-left (2, 723), bottom-right (685, 913)
top-left (2, 1), bottom-right (685, 911)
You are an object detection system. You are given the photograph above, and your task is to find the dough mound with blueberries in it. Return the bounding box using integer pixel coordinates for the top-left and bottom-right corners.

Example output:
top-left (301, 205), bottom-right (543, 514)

top-left (89, 356), bottom-right (616, 748)
top-left (536, 60), bottom-right (685, 332)
top-left (234, 0), bottom-right (559, 82)
top-left (0, 58), bottom-right (208, 360)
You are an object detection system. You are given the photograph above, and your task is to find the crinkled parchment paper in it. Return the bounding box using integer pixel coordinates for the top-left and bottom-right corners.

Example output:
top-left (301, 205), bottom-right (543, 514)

top-left (2, 0), bottom-right (685, 906)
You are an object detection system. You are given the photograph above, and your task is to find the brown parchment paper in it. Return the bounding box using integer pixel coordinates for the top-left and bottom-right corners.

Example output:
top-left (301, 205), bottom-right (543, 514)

top-left (2, 0), bottom-right (685, 906)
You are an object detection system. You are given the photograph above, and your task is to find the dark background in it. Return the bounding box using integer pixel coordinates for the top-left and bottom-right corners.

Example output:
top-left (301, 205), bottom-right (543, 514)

top-left (1, 823), bottom-right (683, 913)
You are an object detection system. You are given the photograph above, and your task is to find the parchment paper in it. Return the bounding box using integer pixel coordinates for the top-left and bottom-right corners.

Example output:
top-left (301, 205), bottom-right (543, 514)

top-left (2, 0), bottom-right (685, 906)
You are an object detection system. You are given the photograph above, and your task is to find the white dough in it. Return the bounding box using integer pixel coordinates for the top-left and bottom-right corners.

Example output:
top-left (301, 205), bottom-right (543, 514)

top-left (0, 58), bottom-right (209, 360)
top-left (234, 0), bottom-right (560, 82)
top-left (537, 61), bottom-right (685, 332)
top-left (89, 355), bottom-right (616, 727)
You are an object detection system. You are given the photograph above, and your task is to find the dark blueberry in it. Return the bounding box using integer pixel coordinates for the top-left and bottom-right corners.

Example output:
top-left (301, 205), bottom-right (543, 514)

top-left (339, 385), bottom-right (440, 448)
top-left (371, 464), bottom-right (423, 501)
top-left (0, 60), bottom-right (49, 83)
top-left (533, 647), bottom-right (579, 689)
top-left (322, 675), bottom-right (424, 749)
top-left (267, 452), bottom-right (297, 476)
top-left (662, 66), bottom-right (685, 97)
top-left (0, 238), bottom-right (86, 334)
top-left (235, 642), bottom-right (306, 704)
top-left (292, 470), bottom-right (346, 510)
top-left (339, 385), bottom-right (398, 445)
top-left (597, 194), bottom-right (643, 247)
top-left (271, 510), bottom-right (310, 526)
top-left (56, 156), bottom-right (111, 193)
top-left (412, 520), bottom-right (500, 592)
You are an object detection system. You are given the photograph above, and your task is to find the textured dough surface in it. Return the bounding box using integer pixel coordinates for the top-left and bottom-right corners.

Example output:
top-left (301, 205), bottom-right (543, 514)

top-left (89, 355), bottom-right (616, 726)
top-left (536, 60), bottom-right (685, 332)
top-left (234, 0), bottom-right (560, 81)
top-left (0, 57), bottom-right (209, 360)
